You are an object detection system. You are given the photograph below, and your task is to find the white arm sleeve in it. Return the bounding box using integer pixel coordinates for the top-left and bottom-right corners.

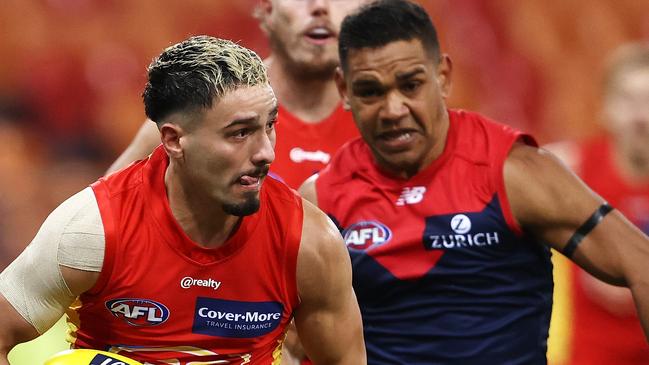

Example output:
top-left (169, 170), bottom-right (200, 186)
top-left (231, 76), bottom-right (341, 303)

top-left (0, 187), bottom-right (105, 334)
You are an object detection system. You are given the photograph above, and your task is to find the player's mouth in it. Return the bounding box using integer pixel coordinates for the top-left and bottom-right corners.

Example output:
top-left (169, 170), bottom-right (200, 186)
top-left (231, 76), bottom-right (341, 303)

top-left (236, 168), bottom-right (268, 191)
top-left (304, 26), bottom-right (335, 45)
top-left (376, 129), bottom-right (417, 151)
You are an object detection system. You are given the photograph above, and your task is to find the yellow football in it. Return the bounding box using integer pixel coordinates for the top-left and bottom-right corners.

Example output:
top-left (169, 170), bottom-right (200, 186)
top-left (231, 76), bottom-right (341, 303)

top-left (44, 349), bottom-right (144, 365)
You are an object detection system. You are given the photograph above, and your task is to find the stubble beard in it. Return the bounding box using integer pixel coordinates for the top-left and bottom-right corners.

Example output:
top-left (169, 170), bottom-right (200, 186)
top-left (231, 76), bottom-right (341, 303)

top-left (222, 192), bottom-right (261, 217)
top-left (269, 33), bottom-right (338, 81)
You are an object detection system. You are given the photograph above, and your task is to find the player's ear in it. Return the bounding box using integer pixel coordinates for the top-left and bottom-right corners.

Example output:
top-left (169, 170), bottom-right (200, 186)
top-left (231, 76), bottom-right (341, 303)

top-left (436, 54), bottom-right (453, 99)
top-left (160, 122), bottom-right (184, 159)
top-left (335, 67), bottom-right (350, 110)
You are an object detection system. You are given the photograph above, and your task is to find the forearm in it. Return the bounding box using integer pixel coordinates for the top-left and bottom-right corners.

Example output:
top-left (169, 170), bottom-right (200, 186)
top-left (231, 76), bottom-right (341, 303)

top-left (630, 278), bottom-right (649, 341)
top-left (0, 304), bottom-right (40, 363)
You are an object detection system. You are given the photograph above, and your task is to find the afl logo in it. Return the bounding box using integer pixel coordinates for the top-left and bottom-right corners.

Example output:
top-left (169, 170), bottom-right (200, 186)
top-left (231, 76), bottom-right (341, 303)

top-left (343, 221), bottom-right (392, 250)
top-left (106, 298), bottom-right (170, 327)
top-left (450, 214), bottom-right (471, 234)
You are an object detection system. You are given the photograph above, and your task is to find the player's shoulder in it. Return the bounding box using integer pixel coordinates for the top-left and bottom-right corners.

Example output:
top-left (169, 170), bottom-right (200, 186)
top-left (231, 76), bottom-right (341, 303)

top-left (450, 109), bottom-right (537, 165)
top-left (50, 187), bottom-right (102, 229)
top-left (451, 109), bottom-right (529, 144)
top-left (295, 198), bottom-right (353, 317)
top-left (318, 137), bottom-right (367, 183)
top-left (543, 140), bottom-right (581, 171)
top-left (299, 198), bottom-right (346, 259)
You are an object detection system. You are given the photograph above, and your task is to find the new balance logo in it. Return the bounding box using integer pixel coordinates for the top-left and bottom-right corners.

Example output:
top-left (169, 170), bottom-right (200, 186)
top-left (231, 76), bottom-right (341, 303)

top-left (396, 186), bottom-right (426, 206)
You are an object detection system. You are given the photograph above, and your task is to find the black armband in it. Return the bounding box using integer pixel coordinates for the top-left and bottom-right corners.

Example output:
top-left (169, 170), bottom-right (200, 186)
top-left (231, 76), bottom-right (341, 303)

top-left (563, 203), bottom-right (613, 258)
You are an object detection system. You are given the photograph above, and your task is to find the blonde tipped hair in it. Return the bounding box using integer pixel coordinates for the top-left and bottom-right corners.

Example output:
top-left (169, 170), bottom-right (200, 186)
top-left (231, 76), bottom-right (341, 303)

top-left (143, 35), bottom-right (268, 124)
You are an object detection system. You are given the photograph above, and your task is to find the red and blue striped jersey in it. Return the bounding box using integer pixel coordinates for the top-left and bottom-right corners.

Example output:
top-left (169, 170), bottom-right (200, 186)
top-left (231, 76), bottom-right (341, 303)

top-left (317, 109), bottom-right (553, 365)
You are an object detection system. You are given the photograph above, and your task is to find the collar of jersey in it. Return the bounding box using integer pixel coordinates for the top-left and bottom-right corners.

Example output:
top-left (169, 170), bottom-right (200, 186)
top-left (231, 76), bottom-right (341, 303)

top-left (361, 109), bottom-right (459, 191)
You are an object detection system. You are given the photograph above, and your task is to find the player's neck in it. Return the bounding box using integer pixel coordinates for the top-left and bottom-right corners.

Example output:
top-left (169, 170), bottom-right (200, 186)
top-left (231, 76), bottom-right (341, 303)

top-left (266, 56), bottom-right (341, 123)
top-left (164, 165), bottom-right (241, 248)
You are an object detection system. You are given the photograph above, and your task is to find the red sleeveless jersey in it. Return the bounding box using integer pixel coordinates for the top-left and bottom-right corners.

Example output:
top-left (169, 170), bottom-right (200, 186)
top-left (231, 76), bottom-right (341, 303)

top-left (568, 135), bottom-right (649, 365)
top-left (71, 146), bottom-right (303, 365)
top-left (317, 110), bottom-right (553, 364)
top-left (270, 103), bottom-right (359, 189)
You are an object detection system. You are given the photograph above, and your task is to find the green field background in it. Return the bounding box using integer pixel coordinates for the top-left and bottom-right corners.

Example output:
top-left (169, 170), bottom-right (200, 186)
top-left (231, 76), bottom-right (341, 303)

top-left (8, 317), bottom-right (68, 365)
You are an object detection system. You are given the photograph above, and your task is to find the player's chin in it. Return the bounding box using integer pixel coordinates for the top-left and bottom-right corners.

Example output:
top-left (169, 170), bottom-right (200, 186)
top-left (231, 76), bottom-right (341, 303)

top-left (379, 150), bottom-right (427, 174)
top-left (223, 194), bottom-right (261, 216)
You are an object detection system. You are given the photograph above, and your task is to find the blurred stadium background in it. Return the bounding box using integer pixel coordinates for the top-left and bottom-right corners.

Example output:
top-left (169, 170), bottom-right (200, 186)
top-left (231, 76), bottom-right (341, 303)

top-left (1, 0), bottom-right (649, 364)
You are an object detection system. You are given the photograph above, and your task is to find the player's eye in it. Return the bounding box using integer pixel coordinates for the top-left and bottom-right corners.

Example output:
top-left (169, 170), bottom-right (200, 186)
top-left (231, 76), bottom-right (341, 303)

top-left (266, 119), bottom-right (277, 130)
top-left (402, 80), bottom-right (422, 93)
top-left (356, 87), bottom-right (384, 99)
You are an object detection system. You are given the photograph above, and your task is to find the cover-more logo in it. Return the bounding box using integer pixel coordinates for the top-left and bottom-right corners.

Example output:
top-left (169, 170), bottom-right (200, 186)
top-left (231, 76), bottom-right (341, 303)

top-left (193, 298), bottom-right (284, 338)
top-left (106, 298), bottom-right (170, 327)
top-left (396, 186), bottom-right (426, 206)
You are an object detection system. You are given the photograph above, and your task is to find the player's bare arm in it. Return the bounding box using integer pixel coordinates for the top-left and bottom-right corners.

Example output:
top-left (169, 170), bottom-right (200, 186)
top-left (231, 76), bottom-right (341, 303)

top-left (293, 198), bottom-right (366, 365)
top-left (278, 175), bottom-right (319, 363)
top-left (0, 188), bottom-right (103, 362)
top-left (504, 142), bottom-right (649, 339)
top-left (106, 119), bottom-right (160, 174)
top-left (0, 299), bottom-right (37, 363)
top-left (298, 174), bottom-right (319, 206)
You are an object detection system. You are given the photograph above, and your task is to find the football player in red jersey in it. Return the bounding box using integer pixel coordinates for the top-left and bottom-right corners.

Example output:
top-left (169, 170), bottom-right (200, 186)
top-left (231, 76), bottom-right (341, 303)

top-left (107, 0), bottom-right (367, 189)
top-left (298, 1), bottom-right (649, 363)
top-left (548, 43), bottom-right (649, 365)
top-left (0, 36), bottom-right (365, 365)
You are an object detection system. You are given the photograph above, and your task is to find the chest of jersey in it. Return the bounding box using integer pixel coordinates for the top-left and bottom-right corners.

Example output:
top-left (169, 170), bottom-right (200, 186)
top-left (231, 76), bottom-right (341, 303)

top-left (318, 113), bottom-right (553, 363)
top-left (74, 152), bottom-right (299, 365)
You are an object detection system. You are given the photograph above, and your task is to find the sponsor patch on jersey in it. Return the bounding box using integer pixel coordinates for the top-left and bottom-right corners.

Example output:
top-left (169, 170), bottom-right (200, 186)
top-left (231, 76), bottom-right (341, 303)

top-left (289, 147), bottom-right (330, 164)
top-left (105, 298), bottom-right (170, 327)
top-left (423, 212), bottom-right (502, 250)
top-left (343, 220), bottom-right (392, 250)
top-left (192, 297), bottom-right (284, 338)
top-left (396, 186), bottom-right (427, 206)
top-left (180, 276), bottom-right (222, 290)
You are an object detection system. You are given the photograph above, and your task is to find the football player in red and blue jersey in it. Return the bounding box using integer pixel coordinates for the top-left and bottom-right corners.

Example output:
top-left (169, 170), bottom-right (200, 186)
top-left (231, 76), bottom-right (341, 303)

top-left (300, 1), bottom-right (649, 364)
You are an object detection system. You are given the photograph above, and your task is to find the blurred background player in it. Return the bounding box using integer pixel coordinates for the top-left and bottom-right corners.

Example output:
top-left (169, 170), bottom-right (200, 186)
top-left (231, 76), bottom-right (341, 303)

top-left (300, 1), bottom-right (649, 363)
top-left (0, 35), bottom-right (365, 365)
top-left (107, 0), bottom-right (368, 189)
top-left (547, 42), bottom-right (649, 365)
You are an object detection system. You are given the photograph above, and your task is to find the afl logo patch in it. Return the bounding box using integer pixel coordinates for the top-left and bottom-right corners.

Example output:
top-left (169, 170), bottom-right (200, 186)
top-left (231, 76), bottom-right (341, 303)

top-left (343, 221), bottom-right (392, 250)
top-left (450, 214), bottom-right (471, 234)
top-left (106, 298), bottom-right (170, 327)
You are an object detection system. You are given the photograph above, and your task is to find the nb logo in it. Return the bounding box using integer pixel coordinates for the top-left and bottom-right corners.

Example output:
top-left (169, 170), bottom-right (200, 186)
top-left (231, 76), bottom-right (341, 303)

top-left (396, 186), bottom-right (426, 206)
